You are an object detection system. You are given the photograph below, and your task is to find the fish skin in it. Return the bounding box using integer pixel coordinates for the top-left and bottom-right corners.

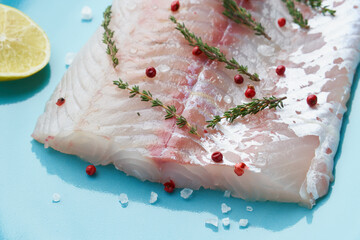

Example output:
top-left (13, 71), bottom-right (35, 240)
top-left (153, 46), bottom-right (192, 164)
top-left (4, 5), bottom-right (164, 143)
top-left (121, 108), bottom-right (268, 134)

top-left (32, 0), bottom-right (360, 207)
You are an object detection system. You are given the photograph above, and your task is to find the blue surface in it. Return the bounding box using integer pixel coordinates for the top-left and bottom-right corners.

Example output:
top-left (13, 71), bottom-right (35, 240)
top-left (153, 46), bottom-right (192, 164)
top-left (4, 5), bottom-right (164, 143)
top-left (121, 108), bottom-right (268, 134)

top-left (1, 0), bottom-right (360, 239)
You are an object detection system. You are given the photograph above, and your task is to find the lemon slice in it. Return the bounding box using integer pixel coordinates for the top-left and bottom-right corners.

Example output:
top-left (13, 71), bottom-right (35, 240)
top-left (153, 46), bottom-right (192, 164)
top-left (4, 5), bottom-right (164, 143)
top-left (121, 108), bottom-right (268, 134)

top-left (0, 4), bottom-right (50, 81)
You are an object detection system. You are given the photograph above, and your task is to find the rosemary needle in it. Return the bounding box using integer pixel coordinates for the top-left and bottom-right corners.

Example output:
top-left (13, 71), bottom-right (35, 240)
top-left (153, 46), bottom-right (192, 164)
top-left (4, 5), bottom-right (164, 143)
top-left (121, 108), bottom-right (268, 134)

top-left (114, 79), bottom-right (199, 136)
top-left (222, 0), bottom-right (271, 40)
top-left (102, 5), bottom-right (119, 67)
top-left (170, 16), bottom-right (260, 82)
top-left (296, 0), bottom-right (336, 16)
top-left (206, 96), bottom-right (287, 128)
top-left (282, 0), bottom-right (309, 29)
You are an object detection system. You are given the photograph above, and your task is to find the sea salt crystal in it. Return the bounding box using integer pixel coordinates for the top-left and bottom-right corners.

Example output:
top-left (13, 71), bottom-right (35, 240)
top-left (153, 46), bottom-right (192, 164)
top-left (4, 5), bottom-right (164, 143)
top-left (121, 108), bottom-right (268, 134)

top-left (119, 193), bottom-right (128, 207)
top-left (130, 48), bottom-right (138, 54)
top-left (65, 52), bottom-right (76, 66)
top-left (239, 219), bottom-right (248, 228)
top-left (221, 203), bottom-right (231, 214)
top-left (126, 2), bottom-right (137, 11)
top-left (246, 206), bottom-right (253, 212)
top-left (158, 64), bottom-right (171, 73)
top-left (180, 188), bottom-right (193, 199)
top-left (52, 193), bottom-right (61, 203)
top-left (205, 217), bottom-right (218, 228)
top-left (222, 217), bottom-right (230, 227)
top-left (149, 191), bottom-right (158, 204)
top-left (257, 44), bottom-right (275, 57)
top-left (224, 190), bottom-right (231, 198)
top-left (223, 95), bottom-right (232, 104)
top-left (81, 6), bottom-right (92, 21)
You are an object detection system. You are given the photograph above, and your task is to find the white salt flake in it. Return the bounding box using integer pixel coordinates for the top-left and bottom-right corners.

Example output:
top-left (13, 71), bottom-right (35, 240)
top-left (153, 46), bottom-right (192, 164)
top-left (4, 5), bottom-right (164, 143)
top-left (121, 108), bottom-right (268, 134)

top-left (257, 44), bottom-right (275, 57)
top-left (65, 52), bottom-right (76, 66)
top-left (246, 206), bottom-right (253, 212)
top-left (149, 191), bottom-right (158, 204)
top-left (205, 217), bottom-right (218, 228)
top-left (52, 193), bottom-right (61, 203)
top-left (221, 203), bottom-right (231, 214)
top-left (81, 6), bottom-right (93, 21)
top-left (119, 193), bottom-right (128, 206)
top-left (239, 219), bottom-right (248, 228)
top-left (222, 217), bottom-right (230, 227)
top-left (223, 95), bottom-right (232, 104)
top-left (130, 48), bottom-right (138, 54)
top-left (126, 2), bottom-right (137, 11)
top-left (224, 190), bottom-right (231, 198)
top-left (180, 188), bottom-right (193, 199)
top-left (158, 64), bottom-right (171, 73)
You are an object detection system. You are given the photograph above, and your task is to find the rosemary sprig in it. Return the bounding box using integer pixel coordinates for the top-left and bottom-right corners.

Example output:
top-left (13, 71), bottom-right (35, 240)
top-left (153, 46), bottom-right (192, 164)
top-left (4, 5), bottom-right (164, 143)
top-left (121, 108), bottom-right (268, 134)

top-left (114, 79), bottom-right (199, 136)
top-left (222, 0), bottom-right (271, 40)
top-left (296, 0), bottom-right (336, 16)
top-left (206, 96), bottom-right (287, 128)
top-left (170, 16), bottom-right (260, 82)
top-left (102, 5), bottom-right (119, 67)
top-left (282, 0), bottom-right (309, 29)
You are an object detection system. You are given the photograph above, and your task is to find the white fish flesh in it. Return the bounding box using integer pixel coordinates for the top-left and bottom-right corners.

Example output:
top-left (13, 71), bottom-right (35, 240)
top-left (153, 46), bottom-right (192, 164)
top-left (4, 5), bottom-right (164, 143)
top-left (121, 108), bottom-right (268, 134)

top-left (32, 0), bottom-right (360, 207)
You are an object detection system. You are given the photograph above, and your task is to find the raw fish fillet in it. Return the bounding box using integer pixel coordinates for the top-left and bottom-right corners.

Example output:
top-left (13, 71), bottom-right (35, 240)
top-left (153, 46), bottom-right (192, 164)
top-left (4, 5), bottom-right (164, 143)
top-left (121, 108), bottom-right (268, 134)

top-left (33, 0), bottom-right (360, 207)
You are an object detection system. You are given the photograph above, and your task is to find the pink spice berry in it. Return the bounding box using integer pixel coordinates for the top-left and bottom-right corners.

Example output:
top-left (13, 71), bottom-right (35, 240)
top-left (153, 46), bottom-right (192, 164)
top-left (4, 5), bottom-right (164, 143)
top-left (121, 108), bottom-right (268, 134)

top-left (234, 74), bottom-right (244, 84)
top-left (245, 86), bottom-right (256, 98)
top-left (276, 65), bottom-right (286, 76)
top-left (211, 151), bottom-right (223, 163)
top-left (234, 163), bottom-right (247, 176)
top-left (192, 46), bottom-right (202, 56)
top-left (86, 165), bottom-right (96, 176)
top-left (171, 1), bottom-right (180, 12)
top-left (146, 67), bottom-right (156, 78)
top-left (278, 18), bottom-right (286, 27)
top-left (164, 180), bottom-right (175, 193)
top-left (307, 94), bottom-right (317, 107)
top-left (56, 98), bottom-right (65, 106)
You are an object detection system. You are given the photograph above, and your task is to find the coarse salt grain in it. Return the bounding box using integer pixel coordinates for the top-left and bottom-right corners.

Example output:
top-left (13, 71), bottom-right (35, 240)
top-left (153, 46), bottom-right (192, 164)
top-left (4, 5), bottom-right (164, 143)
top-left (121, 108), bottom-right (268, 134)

top-left (130, 48), bottom-right (138, 54)
top-left (52, 193), bottom-right (61, 203)
top-left (149, 191), bottom-right (158, 204)
top-left (224, 190), bottom-right (231, 198)
top-left (126, 2), bottom-right (137, 11)
top-left (158, 64), bottom-right (171, 73)
top-left (223, 95), bottom-right (232, 104)
top-left (180, 188), bottom-right (193, 199)
top-left (239, 219), bottom-right (248, 228)
top-left (119, 193), bottom-right (128, 207)
top-left (65, 52), bottom-right (76, 66)
top-left (222, 217), bottom-right (230, 227)
top-left (205, 217), bottom-right (218, 228)
top-left (221, 203), bottom-right (231, 214)
top-left (81, 6), bottom-right (93, 21)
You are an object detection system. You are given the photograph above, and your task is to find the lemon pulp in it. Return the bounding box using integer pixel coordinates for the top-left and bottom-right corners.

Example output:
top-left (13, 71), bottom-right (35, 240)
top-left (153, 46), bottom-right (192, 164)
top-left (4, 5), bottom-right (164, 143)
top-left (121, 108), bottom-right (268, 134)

top-left (0, 4), bottom-right (50, 81)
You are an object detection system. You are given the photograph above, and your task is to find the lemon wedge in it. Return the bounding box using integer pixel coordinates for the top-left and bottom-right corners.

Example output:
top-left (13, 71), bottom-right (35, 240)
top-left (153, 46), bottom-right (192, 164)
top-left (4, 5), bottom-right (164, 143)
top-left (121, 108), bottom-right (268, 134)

top-left (0, 4), bottom-right (50, 81)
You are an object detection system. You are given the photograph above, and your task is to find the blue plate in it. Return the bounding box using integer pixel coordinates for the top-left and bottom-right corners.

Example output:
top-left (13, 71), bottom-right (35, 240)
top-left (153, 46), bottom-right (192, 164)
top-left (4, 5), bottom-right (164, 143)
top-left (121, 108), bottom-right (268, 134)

top-left (1, 0), bottom-right (360, 239)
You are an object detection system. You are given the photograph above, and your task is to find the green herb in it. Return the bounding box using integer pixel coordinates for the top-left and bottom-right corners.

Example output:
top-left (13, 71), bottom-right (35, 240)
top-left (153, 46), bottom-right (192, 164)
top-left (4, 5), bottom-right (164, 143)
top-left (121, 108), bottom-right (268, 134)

top-left (222, 0), bottom-right (271, 40)
top-left (170, 16), bottom-right (260, 82)
top-left (102, 5), bottom-right (119, 67)
top-left (296, 0), bottom-right (336, 16)
top-left (282, 0), bottom-right (309, 29)
top-left (114, 79), bottom-right (199, 136)
top-left (206, 96), bottom-right (287, 128)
